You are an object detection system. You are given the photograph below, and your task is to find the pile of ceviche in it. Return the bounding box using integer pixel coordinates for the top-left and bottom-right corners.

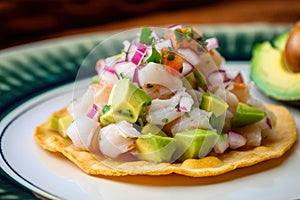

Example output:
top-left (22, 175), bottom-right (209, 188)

top-left (35, 25), bottom-right (297, 177)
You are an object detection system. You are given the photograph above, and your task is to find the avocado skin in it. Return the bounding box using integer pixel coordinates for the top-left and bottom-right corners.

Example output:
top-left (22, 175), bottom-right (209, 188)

top-left (250, 35), bottom-right (300, 101)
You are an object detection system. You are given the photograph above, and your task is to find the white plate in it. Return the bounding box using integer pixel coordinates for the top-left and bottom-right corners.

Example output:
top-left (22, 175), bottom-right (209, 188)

top-left (0, 61), bottom-right (299, 200)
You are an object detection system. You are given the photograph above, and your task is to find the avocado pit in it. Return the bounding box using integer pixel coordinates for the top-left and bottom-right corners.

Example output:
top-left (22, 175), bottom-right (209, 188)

top-left (284, 23), bottom-right (300, 73)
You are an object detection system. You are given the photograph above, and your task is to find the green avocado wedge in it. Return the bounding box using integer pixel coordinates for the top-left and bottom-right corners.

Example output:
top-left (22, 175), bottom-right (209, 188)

top-left (173, 129), bottom-right (218, 162)
top-left (135, 133), bottom-right (176, 163)
top-left (231, 102), bottom-right (266, 128)
top-left (100, 78), bottom-right (152, 125)
top-left (250, 37), bottom-right (300, 101)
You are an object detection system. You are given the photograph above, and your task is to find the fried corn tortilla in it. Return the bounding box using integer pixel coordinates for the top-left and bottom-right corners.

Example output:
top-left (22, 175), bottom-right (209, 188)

top-left (34, 104), bottom-right (297, 177)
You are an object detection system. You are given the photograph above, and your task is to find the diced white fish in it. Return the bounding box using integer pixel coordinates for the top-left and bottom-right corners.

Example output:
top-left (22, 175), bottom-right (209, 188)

top-left (138, 62), bottom-right (184, 93)
top-left (226, 91), bottom-right (239, 113)
top-left (99, 123), bottom-right (138, 158)
top-left (69, 85), bottom-right (95, 119)
top-left (228, 131), bottom-right (246, 149)
top-left (116, 120), bottom-right (141, 138)
top-left (171, 107), bottom-right (212, 134)
top-left (146, 91), bottom-right (193, 126)
top-left (69, 83), bottom-right (113, 120)
top-left (66, 116), bottom-right (100, 152)
top-left (235, 124), bottom-right (262, 147)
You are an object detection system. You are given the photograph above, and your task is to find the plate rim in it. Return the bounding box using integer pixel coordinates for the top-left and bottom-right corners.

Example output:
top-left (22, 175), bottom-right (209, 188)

top-left (0, 62), bottom-right (299, 200)
top-left (0, 81), bottom-right (76, 200)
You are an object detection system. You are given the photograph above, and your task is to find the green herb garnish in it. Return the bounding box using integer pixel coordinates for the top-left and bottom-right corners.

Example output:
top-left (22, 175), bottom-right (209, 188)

top-left (146, 45), bottom-right (161, 63)
top-left (161, 118), bottom-right (169, 123)
top-left (140, 26), bottom-right (153, 45)
top-left (102, 105), bottom-right (111, 114)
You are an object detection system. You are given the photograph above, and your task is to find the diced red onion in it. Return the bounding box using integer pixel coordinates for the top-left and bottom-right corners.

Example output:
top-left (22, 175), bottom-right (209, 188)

top-left (177, 95), bottom-right (193, 112)
top-left (87, 104), bottom-right (99, 119)
top-left (130, 43), bottom-right (147, 65)
top-left (207, 69), bottom-right (231, 87)
top-left (132, 68), bottom-right (140, 87)
top-left (214, 134), bottom-right (229, 154)
top-left (181, 61), bottom-right (194, 77)
top-left (266, 117), bottom-right (273, 129)
top-left (205, 37), bottom-right (219, 51)
top-left (123, 40), bottom-right (132, 61)
top-left (228, 131), bottom-right (246, 149)
top-left (104, 66), bottom-right (115, 74)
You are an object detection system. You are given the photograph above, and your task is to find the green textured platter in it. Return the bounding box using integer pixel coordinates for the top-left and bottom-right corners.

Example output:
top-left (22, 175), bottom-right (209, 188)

top-left (0, 23), bottom-right (297, 200)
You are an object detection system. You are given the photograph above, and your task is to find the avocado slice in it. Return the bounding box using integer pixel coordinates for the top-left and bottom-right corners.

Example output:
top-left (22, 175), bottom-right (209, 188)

top-left (174, 129), bottom-right (218, 162)
top-left (183, 69), bottom-right (207, 90)
top-left (273, 32), bottom-right (289, 51)
top-left (141, 123), bottom-right (167, 137)
top-left (49, 114), bottom-right (59, 131)
top-left (58, 115), bottom-right (73, 138)
top-left (231, 102), bottom-right (266, 128)
top-left (100, 78), bottom-right (152, 125)
top-left (200, 92), bottom-right (229, 117)
top-left (250, 34), bottom-right (300, 101)
top-left (135, 133), bottom-right (176, 163)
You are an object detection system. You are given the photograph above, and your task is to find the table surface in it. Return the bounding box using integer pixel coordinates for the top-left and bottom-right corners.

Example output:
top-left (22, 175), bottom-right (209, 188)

top-left (1, 0), bottom-right (300, 49)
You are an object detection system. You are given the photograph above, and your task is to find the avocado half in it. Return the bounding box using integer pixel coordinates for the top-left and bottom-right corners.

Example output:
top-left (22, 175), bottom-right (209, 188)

top-left (250, 32), bottom-right (300, 102)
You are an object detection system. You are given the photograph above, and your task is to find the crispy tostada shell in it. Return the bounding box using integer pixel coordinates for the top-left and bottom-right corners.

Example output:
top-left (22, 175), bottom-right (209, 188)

top-left (34, 104), bottom-right (297, 177)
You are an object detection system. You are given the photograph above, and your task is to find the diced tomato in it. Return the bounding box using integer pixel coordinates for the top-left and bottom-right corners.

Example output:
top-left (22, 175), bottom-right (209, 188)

top-left (232, 72), bottom-right (244, 83)
top-left (161, 48), bottom-right (184, 75)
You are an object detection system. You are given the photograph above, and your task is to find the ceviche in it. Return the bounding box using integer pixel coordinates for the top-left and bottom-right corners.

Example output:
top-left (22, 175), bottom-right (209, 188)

top-left (35, 25), bottom-right (297, 177)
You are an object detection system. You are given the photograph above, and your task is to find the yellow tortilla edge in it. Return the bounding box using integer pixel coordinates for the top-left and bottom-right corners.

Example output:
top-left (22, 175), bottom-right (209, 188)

top-left (34, 104), bottom-right (298, 177)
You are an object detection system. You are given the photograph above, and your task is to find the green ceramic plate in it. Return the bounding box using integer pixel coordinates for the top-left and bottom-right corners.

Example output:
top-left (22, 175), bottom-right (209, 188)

top-left (0, 23), bottom-right (294, 199)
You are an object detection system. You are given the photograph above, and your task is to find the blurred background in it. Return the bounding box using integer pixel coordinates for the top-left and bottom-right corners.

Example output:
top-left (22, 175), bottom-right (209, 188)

top-left (0, 0), bottom-right (299, 49)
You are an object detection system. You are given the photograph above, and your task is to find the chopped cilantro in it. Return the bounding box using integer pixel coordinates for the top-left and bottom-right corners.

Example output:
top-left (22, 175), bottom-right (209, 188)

top-left (184, 112), bottom-right (191, 118)
top-left (161, 118), bottom-right (169, 123)
top-left (140, 26), bottom-right (153, 45)
top-left (146, 45), bottom-right (161, 63)
top-left (197, 36), bottom-right (208, 48)
top-left (117, 109), bottom-right (133, 118)
top-left (146, 83), bottom-right (153, 88)
top-left (102, 105), bottom-right (111, 114)
top-left (119, 72), bottom-right (125, 79)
